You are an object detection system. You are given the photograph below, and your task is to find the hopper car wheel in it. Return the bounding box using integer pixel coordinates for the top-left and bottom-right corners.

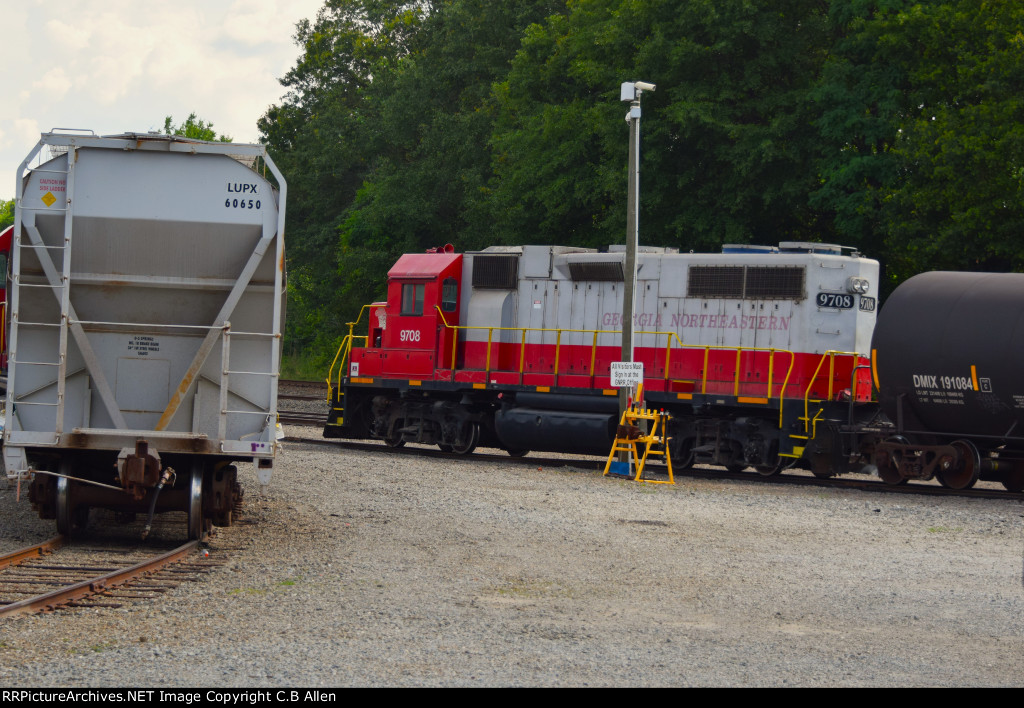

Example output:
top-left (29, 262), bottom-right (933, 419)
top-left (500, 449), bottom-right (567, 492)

top-left (937, 440), bottom-right (980, 490)
top-left (56, 469), bottom-right (89, 538)
top-left (878, 436), bottom-right (910, 485)
top-left (438, 444), bottom-right (454, 453)
top-left (725, 463), bottom-right (747, 474)
top-left (451, 422), bottom-right (480, 456)
top-left (187, 463), bottom-right (205, 541)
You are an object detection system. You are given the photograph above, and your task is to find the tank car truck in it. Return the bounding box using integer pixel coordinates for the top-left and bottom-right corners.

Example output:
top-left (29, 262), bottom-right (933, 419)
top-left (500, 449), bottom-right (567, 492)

top-left (6, 130), bottom-right (286, 539)
top-left (325, 242), bottom-right (880, 478)
top-left (870, 272), bottom-right (1024, 492)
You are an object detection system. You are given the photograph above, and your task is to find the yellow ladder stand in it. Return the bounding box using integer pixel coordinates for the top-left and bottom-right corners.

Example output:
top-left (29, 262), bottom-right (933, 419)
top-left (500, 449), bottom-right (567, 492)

top-left (603, 395), bottom-right (674, 485)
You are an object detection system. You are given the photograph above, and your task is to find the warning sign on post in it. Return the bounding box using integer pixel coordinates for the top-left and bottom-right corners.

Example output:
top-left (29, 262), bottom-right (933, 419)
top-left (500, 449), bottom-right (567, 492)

top-left (610, 361), bottom-right (644, 387)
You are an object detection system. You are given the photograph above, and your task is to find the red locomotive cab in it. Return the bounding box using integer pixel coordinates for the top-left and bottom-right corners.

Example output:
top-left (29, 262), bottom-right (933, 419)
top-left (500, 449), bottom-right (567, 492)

top-left (375, 250), bottom-right (462, 378)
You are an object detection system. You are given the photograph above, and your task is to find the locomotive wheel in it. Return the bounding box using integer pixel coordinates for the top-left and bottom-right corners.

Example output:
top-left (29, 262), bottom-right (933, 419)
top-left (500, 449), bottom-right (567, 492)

top-left (56, 463), bottom-right (89, 537)
top-left (187, 463), bottom-right (205, 541)
top-left (936, 440), bottom-right (980, 490)
top-left (384, 421), bottom-right (406, 449)
top-left (671, 437), bottom-right (695, 470)
top-left (451, 422), bottom-right (480, 456)
top-left (755, 443), bottom-right (784, 477)
top-left (755, 460), bottom-right (784, 477)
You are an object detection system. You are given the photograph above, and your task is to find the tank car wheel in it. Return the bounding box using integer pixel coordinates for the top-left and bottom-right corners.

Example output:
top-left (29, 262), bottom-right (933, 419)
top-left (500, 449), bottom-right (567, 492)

top-left (186, 463), bottom-right (205, 541)
top-left (56, 463), bottom-right (89, 537)
top-left (1001, 469), bottom-right (1024, 493)
top-left (451, 422), bottom-right (480, 456)
top-left (937, 440), bottom-right (980, 490)
top-left (877, 436), bottom-right (910, 485)
top-left (808, 452), bottom-right (835, 479)
top-left (505, 448), bottom-right (529, 458)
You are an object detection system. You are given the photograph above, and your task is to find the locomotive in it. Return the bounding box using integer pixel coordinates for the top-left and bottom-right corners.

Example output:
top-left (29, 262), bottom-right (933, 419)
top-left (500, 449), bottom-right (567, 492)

top-left (324, 242), bottom-right (883, 479)
top-left (324, 242), bottom-right (1024, 494)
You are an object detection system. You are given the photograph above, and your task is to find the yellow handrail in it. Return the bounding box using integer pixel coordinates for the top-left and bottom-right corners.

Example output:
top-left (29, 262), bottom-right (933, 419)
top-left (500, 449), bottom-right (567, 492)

top-left (801, 350), bottom-right (862, 434)
top-left (433, 306), bottom-right (798, 405)
top-left (338, 305), bottom-right (860, 441)
top-left (326, 304), bottom-right (373, 395)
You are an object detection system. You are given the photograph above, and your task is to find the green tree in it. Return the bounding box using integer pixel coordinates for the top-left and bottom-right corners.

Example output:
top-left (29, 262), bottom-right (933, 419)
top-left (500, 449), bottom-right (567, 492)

top-left (259, 0), bottom-right (434, 365)
top-left (812, 0), bottom-right (1024, 292)
top-left (261, 0), bottom-right (559, 365)
top-left (0, 199), bottom-right (13, 231)
top-left (478, 0), bottom-right (833, 251)
top-left (163, 113), bottom-right (233, 142)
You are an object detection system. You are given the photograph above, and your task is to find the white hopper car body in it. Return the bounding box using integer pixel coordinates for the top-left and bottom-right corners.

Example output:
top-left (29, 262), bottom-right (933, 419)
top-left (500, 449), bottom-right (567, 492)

top-left (6, 131), bottom-right (286, 539)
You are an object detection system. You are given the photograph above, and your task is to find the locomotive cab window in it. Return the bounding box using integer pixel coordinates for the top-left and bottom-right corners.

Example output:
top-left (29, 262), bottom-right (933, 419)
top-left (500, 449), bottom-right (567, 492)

top-left (401, 283), bottom-right (425, 316)
top-left (441, 278), bottom-right (458, 312)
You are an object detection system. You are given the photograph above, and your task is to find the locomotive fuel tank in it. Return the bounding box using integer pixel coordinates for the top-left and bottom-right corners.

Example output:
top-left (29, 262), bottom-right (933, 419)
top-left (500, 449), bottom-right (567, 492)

top-left (872, 271), bottom-right (1024, 447)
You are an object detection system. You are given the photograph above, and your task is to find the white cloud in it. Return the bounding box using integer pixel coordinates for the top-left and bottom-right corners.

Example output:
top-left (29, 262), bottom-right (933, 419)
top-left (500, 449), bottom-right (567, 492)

top-left (223, 0), bottom-right (297, 46)
top-left (44, 19), bottom-right (93, 52)
top-left (0, 0), bottom-right (325, 198)
top-left (30, 67), bottom-right (73, 100)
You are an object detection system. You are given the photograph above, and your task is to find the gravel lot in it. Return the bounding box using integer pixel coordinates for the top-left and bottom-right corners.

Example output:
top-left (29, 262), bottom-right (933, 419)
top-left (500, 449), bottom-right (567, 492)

top-left (1, 425), bottom-right (1023, 687)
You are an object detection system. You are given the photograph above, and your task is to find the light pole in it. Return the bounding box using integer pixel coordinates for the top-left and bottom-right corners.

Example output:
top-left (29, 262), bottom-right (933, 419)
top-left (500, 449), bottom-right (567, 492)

top-left (619, 80), bottom-right (655, 422)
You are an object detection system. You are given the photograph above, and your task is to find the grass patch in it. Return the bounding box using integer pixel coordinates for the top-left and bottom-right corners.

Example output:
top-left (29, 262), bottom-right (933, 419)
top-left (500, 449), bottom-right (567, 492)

top-left (281, 351), bottom-right (332, 381)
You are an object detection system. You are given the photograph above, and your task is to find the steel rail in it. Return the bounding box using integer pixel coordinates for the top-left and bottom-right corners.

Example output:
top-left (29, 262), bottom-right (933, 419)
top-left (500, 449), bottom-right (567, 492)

top-left (0, 536), bottom-right (65, 571)
top-left (0, 539), bottom-right (199, 618)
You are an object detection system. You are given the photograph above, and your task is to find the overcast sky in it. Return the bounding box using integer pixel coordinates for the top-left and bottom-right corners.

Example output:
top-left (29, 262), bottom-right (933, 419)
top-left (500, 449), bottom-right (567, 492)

top-left (1, 0), bottom-right (326, 199)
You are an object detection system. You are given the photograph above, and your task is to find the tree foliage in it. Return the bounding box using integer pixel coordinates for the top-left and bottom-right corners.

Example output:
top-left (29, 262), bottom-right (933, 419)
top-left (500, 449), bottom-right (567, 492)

top-left (163, 113), bottom-right (233, 142)
top-left (260, 0), bottom-right (1024, 364)
top-left (0, 199), bottom-right (13, 231)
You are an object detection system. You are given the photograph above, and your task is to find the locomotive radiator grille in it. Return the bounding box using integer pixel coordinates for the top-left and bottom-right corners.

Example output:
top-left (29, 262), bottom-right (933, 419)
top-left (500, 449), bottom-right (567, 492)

top-left (688, 265), bottom-right (805, 300)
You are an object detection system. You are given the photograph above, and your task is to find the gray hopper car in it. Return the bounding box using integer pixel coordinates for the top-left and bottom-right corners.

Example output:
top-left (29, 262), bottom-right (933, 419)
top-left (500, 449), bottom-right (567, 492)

top-left (5, 131), bottom-right (286, 539)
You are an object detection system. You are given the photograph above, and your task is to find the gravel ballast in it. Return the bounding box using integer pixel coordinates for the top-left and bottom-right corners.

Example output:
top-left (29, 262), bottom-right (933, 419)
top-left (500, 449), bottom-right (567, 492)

top-left (1, 427), bottom-right (1023, 687)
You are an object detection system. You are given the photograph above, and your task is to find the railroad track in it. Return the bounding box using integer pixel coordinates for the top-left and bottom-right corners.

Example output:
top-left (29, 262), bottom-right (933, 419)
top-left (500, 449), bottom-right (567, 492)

top-left (277, 379), bottom-right (329, 427)
top-left (279, 410), bottom-right (329, 426)
top-left (0, 535), bottom-right (223, 618)
top-left (283, 435), bottom-right (1024, 502)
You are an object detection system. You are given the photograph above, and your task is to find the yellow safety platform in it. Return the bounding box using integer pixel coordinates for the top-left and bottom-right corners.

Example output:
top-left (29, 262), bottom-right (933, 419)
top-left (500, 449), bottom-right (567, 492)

top-left (603, 401), bottom-right (674, 485)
